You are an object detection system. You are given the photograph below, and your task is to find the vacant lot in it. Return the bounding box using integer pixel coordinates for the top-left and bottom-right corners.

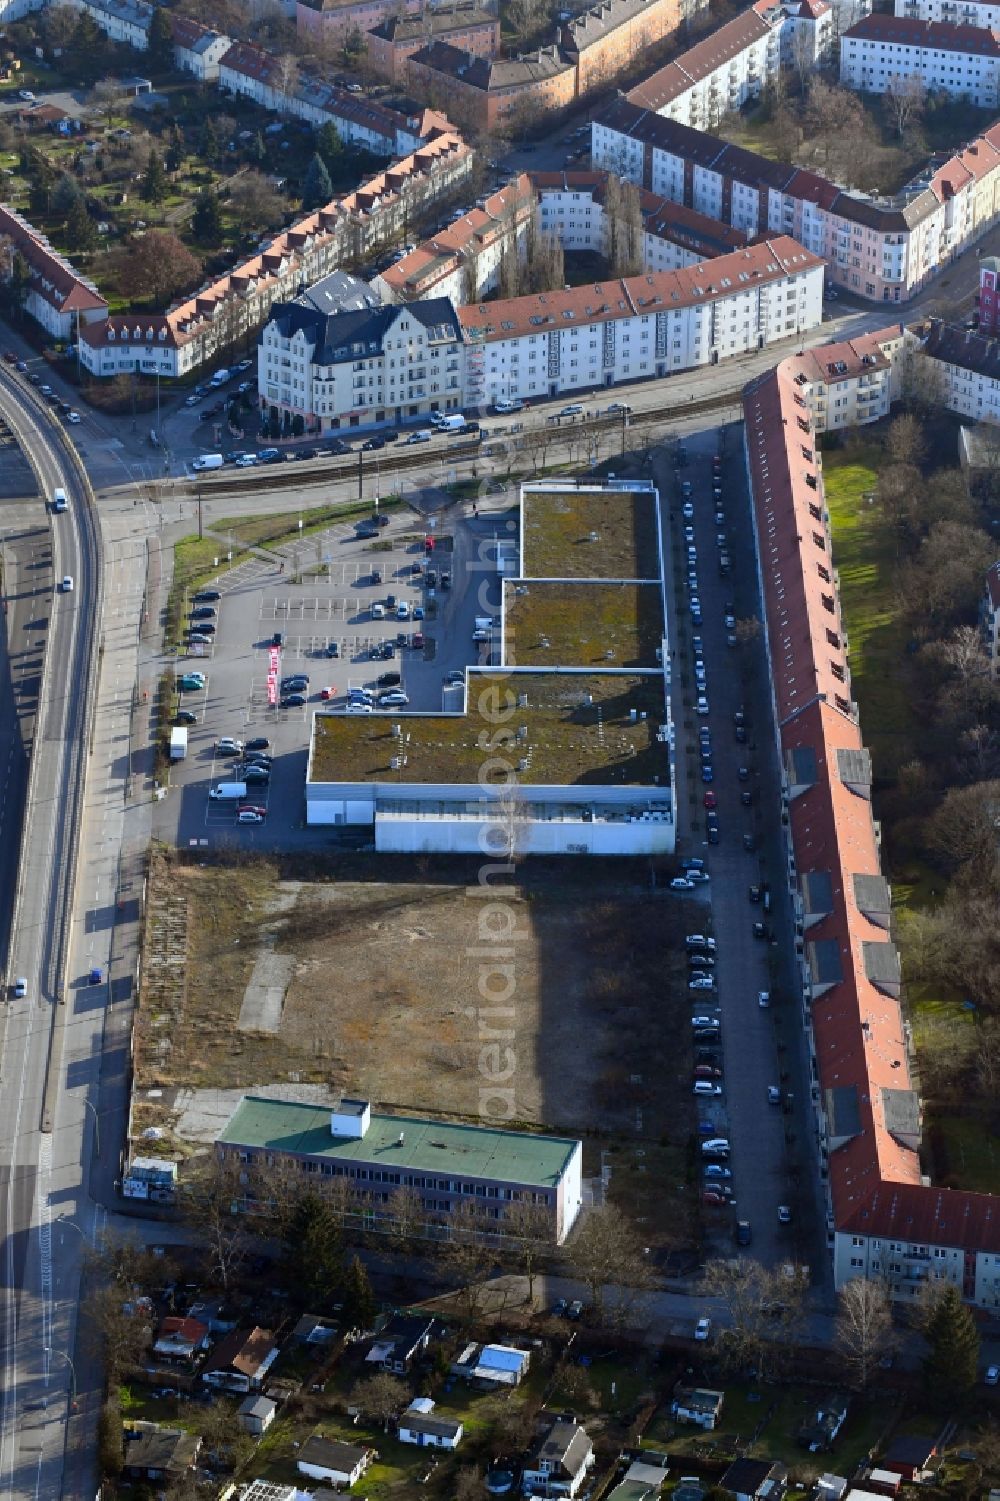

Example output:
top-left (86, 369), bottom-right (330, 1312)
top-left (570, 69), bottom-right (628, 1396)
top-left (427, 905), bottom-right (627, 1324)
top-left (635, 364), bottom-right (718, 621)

top-left (137, 852), bottom-right (696, 1243)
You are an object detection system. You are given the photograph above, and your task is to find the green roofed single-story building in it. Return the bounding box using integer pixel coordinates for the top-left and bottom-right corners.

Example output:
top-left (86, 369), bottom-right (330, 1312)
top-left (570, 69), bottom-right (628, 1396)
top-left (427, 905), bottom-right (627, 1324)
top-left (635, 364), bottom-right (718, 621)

top-left (216, 1095), bottom-right (584, 1243)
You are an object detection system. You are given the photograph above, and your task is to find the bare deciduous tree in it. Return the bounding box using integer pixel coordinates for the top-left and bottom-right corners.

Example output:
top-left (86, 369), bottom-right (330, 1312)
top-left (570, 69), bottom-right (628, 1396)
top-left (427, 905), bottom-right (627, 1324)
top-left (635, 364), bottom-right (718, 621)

top-left (835, 1277), bottom-right (894, 1388)
top-left (177, 1155), bottom-right (252, 1292)
top-left (701, 1258), bottom-right (808, 1379)
top-left (351, 1371), bottom-right (410, 1429)
top-left (501, 1198), bottom-right (551, 1304)
top-left (886, 412), bottom-right (927, 469)
top-left (440, 1199), bottom-right (495, 1320)
top-left (564, 1205), bottom-right (653, 1326)
top-left (886, 73), bottom-right (926, 138)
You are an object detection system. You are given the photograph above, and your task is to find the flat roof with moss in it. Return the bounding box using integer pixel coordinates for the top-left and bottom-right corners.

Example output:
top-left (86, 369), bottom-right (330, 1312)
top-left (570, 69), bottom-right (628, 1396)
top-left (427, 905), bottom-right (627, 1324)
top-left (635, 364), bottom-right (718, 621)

top-left (521, 486), bottom-right (659, 580)
top-left (310, 672), bottom-right (668, 787)
top-left (505, 580), bottom-right (663, 669)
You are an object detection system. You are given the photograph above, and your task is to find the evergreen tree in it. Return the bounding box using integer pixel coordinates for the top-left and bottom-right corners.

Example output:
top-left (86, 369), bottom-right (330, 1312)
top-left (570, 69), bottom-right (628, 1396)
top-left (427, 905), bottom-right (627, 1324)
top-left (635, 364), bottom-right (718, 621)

top-left (249, 131), bottom-right (267, 166)
top-left (147, 4), bottom-right (175, 72)
top-left (165, 125), bottom-right (184, 174)
top-left (71, 12), bottom-right (109, 86)
top-left (191, 189), bottom-right (222, 245)
top-left (142, 149), bottom-right (167, 204)
top-left (198, 117), bottom-right (221, 165)
top-left (342, 1255), bottom-right (375, 1329)
top-left (316, 121), bottom-right (343, 179)
top-left (64, 197), bottom-right (96, 252)
top-left (301, 152), bottom-right (332, 212)
top-left (52, 173), bottom-right (83, 218)
top-left (281, 1192), bottom-right (343, 1308)
top-left (922, 1285), bottom-right (979, 1406)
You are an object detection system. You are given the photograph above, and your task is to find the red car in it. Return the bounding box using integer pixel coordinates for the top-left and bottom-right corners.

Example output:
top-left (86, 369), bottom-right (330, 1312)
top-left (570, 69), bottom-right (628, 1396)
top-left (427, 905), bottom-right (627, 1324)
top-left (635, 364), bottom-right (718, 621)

top-left (320, 685), bottom-right (336, 700)
top-left (424, 535), bottom-right (435, 552)
top-left (238, 804), bottom-right (267, 817)
top-left (702, 1189), bottom-right (730, 1206)
top-left (703, 791), bottom-right (717, 809)
top-left (411, 632), bottom-right (425, 649)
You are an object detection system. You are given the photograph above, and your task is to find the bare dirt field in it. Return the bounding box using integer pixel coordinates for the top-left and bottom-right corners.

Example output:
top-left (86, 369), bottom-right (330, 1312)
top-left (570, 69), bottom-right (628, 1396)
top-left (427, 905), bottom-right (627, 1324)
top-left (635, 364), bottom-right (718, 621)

top-left (137, 851), bottom-right (697, 1243)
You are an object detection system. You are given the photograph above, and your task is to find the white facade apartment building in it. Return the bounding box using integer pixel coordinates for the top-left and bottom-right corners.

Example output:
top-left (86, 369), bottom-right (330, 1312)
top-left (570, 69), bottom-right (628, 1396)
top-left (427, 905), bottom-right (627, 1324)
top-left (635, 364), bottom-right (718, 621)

top-left (0, 0), bottom-right (44, 21)
top-left (375, 170), bottom-right (752, 308)
top-left (534, 172), bottom-right (750, 274)
top-left (460, 238), bottom-right (823, 409)
top-left (781, 324), bottom-right (908, 431)
top-left (70, 0), bottom-right (153, 50)
top-left (170, 16), bottom-right (232, 82)
top-left (593, 97), bottom-right (1000, 302)
top-left (260, 275), bottom-right (464, 432)
top-left (895, 0), bottom-right (1000, 26)
top-left (841, 14), bottom-right (1000, 108)
top-left (625, 0), bottom-right (834, 133)
top-left (923, 317), bottom-right (1000, 421)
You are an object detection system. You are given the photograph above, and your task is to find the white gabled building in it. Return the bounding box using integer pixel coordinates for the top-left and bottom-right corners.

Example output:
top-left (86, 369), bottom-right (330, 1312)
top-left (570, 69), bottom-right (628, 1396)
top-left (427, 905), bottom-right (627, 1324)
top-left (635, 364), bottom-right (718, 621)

top-left (841, 14), bottom-right (1000, 109)
top-left (170, 15), bottom-right (232, 82)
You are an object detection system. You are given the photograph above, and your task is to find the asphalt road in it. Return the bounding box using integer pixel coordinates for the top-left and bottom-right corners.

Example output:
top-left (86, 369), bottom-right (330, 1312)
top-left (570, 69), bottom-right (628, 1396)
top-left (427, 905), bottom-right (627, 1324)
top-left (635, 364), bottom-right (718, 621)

top-left (0, 372), bottom-right (103, 1501)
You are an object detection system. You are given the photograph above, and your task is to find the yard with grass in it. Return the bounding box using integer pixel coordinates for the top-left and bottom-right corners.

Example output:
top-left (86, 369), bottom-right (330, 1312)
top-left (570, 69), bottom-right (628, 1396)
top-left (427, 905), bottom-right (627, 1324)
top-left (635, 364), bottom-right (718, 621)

top-left (824, 436), bottom-right (1000, 1194)
top-left (822, 444), bottom-right (917, 777)
top-left (645, 1380), bottom-right (897, 1482)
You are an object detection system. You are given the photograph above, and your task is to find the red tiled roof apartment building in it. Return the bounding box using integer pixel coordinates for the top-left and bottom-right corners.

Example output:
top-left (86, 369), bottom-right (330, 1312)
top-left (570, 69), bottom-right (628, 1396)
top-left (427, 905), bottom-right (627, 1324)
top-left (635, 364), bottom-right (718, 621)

top-left (78, 132), bottom-right (473, 379)
top-left (743, 357), bottom-right (1000, 1308)
top-left (0, 204), bottom-right (107, 341)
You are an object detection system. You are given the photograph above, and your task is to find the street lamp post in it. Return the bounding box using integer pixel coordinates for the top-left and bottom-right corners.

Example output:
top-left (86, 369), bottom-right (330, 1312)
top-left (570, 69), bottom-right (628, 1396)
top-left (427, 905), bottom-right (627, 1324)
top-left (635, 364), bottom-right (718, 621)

top-left (44, 1348), bottom-right (78, 1409)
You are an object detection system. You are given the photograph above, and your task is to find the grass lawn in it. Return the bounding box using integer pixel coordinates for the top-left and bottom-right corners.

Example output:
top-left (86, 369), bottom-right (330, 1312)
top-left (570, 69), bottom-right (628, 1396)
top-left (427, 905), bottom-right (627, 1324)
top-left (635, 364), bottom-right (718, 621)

top-left (937, 1115), bottom-right (1000, 1194)
top-left (646, 1382), bottom-right (894, 1476)
top-left (822, 445), bottom-right (917, 776)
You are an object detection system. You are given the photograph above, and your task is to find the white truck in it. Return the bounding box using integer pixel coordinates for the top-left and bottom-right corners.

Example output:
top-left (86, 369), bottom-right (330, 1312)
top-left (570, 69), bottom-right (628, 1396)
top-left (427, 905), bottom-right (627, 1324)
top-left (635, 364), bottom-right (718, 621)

top-left (209, 781), bottom-right (247, 800)
top-left (192, 453), bottom-right (224, 472)
top-left (169, 727), bottom-right (188, 761)
top-left (435, 413), bottom-right (466, 433)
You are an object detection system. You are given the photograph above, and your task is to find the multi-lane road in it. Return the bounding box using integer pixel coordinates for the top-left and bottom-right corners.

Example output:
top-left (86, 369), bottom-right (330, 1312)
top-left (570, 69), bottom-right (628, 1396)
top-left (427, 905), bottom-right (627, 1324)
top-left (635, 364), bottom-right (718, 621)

top-left (0, 369), bottom-right (103, 1501)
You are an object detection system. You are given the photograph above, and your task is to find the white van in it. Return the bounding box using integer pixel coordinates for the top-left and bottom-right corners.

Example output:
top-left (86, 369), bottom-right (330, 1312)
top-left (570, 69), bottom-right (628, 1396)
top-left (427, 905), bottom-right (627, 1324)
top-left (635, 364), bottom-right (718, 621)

top-left (192, 454), bottom-right (224, 472)
top-left (209, 781), bottom-right (247, 800)
top-left (52, 489), bottom-right (67, 513)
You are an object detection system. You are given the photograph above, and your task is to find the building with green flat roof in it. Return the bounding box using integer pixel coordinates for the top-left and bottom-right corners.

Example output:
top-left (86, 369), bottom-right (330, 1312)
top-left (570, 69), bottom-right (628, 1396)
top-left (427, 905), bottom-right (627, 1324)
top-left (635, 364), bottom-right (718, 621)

top-left (216, 1095), bottom-right (583, 1243)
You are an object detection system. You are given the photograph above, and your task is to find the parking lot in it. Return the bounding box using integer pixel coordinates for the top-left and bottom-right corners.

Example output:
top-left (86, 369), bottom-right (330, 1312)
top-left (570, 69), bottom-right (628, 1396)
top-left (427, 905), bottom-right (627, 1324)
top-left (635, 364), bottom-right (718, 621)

top-left (153, 506), bottom-right (507, 850)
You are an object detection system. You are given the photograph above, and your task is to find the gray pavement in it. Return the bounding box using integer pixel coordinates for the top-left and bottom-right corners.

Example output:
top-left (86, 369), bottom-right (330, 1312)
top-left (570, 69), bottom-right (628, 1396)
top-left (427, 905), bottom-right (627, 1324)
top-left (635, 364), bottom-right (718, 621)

top-left (150, 505), bottom-right (509, 851)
